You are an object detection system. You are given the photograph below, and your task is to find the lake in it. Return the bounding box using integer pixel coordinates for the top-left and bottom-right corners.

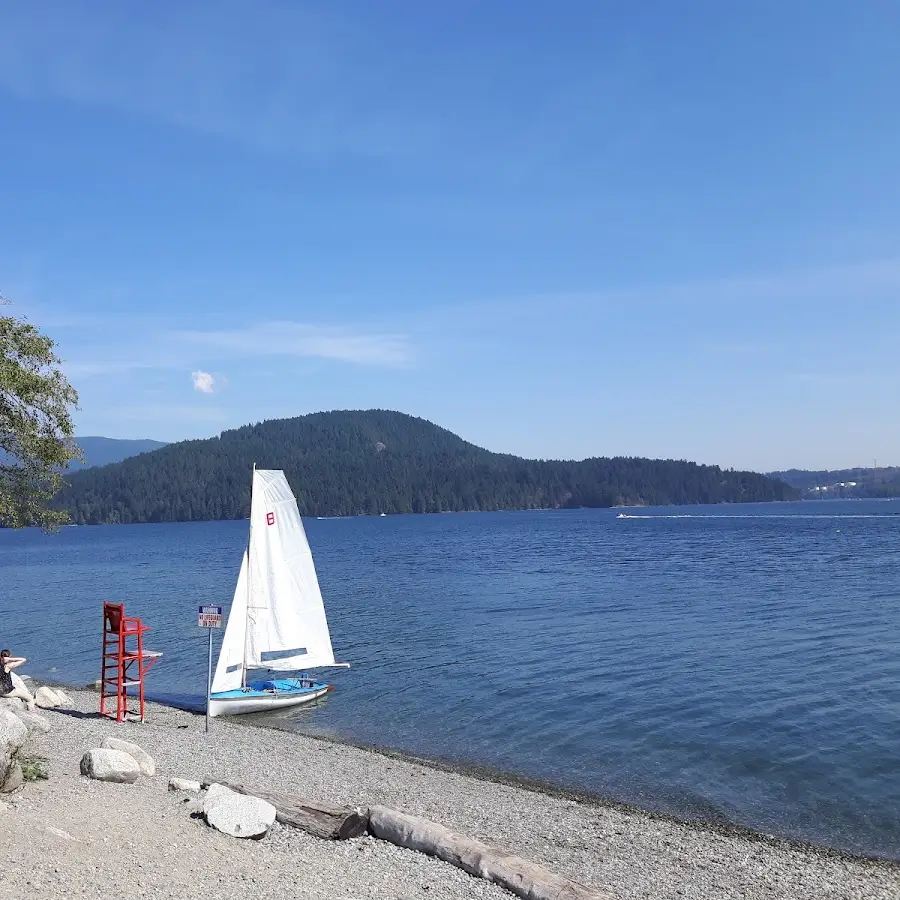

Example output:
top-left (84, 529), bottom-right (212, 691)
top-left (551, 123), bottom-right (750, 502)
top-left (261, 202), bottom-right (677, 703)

top-left (1, 500), bottom-right (898, 859)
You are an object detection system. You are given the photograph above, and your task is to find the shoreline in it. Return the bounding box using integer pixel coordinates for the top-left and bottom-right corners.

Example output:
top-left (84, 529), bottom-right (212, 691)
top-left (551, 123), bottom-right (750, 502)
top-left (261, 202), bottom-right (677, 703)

top-left (12, 495), bottom-right (896, 531)
top-left (135, 682), bottom-right (900, 868)
top-left (55, 681), bottom-right (900, 867)
top-left (51, 680), bottom-right (900, 870)
top-left (3, 685), bottom-right (897, 900)
top-left (45, 497), bottom-right (807, 528)
top-left (240, 721), bottom-right (900, 868)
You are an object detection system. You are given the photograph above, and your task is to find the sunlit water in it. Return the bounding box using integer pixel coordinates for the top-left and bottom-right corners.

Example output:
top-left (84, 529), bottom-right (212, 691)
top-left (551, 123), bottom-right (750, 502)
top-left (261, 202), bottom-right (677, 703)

top-left (2, 500), bottom-right (898, 858)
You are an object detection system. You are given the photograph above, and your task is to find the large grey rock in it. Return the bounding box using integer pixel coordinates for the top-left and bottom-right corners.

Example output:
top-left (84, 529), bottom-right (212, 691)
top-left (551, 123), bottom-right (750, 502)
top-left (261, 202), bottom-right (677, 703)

top-left (203, 783), bottom-right (276, 839)
top-left (0, 709), bottom-right (27, 792)
top-left (0, 698), bottom-right (24, 712)
top-left (15, 711), bottom-right (51, 734)
top-left (100, 737), bottom-right (154, 777)
top-left (0, 709), bottom-right (27, 753)
top-left (0, 751), bottom-right (12, 792)
top-left (79, 748), bottom-right (140, 784)
top-left (0, 761), bottom-right (23, 793)
top-left (2, 703), bottom-right (52, 733)
top-left (34, 687), bottom-right (61, 709)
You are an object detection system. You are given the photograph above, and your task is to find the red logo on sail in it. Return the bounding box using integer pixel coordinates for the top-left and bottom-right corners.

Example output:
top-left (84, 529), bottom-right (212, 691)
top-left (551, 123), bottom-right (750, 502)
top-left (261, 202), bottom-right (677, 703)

top-left (266, 512), bottom-right (275, 526)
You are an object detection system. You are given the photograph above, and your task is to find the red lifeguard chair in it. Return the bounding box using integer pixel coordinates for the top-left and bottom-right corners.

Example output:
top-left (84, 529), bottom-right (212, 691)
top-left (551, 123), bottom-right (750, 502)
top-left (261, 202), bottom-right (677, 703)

top-left (100, 602), bottom-right (162, 723)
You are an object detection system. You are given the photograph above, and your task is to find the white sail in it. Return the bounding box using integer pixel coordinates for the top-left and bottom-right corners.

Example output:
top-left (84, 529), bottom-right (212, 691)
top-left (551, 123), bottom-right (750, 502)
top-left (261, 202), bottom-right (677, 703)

top-left (210, 468), bottom-right (338, 695)
top-left (211, 550), bottom-right (249, 693)
top-left (244, 468), bottom-right (337, 671)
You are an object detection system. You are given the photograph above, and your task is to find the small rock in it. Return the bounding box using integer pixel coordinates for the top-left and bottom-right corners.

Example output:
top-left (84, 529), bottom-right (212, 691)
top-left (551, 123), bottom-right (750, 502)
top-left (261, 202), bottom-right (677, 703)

top-left (100, 737), bottom-right (155, 777)
top-left (80, 748), bottom-right (141, 784)
top-left (41, 825), bottom-right (79, 842)
top-left (53, 689), bottom-right (72, 706)
top-left (203, 783), bottom-right (276, 839)
top-left (85, 680), bottom-right (103, 692)
top-left (169, 777), bottom-right (202, 793)
top-left (34, 687), bottom-right (61, 710)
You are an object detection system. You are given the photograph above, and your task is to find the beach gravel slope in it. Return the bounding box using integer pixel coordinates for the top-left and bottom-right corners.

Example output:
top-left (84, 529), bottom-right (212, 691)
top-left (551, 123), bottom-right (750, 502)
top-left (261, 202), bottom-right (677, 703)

top-left (0, 689), bottom-right (896, 900)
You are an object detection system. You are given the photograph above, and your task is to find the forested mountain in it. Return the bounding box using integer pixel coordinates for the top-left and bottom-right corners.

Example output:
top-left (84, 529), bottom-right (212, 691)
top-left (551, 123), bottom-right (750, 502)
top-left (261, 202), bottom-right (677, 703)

top-left (770, 466), bottom-right (900, 498)
top-left (67, 437), bottom-right (168, 471)
top-left (55, 410), bottom-right (798, 524)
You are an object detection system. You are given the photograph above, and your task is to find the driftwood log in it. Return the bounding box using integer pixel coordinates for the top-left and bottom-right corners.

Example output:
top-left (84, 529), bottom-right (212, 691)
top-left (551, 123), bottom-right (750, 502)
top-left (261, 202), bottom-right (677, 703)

top-left (201, 777), bottom-right (368, 840)
top-left (368, 805), bottom-right (610, 900)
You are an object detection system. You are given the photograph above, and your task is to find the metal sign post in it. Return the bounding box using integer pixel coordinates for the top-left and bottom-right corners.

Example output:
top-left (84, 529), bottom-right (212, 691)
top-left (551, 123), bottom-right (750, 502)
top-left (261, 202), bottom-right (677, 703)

top-left (198, 605), bottom-right (223, 732)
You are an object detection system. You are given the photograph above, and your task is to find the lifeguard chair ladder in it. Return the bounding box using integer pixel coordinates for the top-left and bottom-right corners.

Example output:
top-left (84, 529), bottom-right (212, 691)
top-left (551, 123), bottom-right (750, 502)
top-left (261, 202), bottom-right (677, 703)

top-left (100, 601), bottom-right (162, 723)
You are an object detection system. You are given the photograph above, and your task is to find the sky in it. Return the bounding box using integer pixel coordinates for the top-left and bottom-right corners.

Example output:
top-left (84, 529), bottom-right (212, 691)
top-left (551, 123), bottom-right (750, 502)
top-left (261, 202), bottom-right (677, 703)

top-left (1, 1), bottom-right (899, 473)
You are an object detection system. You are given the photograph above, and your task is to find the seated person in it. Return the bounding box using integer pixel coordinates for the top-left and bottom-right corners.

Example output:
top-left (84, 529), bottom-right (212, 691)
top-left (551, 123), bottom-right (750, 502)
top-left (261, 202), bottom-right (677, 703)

top-left (0, 649), bottom-right (36, 711)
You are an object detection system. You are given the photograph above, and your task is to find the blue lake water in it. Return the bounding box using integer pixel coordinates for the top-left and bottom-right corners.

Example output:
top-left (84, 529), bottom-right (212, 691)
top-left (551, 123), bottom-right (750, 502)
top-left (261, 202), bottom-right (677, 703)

top-left (1, 500), bottom-right (899, 859)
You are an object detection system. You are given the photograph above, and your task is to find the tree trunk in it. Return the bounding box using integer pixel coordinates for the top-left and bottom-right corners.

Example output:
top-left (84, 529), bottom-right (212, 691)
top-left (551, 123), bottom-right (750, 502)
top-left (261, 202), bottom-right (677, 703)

top-left (368, 805), bottom-right (610, 900)
top-left (201, 777), bottom-right (368, 840)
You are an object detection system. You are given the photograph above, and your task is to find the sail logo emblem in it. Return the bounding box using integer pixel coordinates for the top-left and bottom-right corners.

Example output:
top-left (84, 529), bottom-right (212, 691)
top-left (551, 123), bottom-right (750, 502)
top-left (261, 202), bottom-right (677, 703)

top-left (266, 512), bottom-right (275, 526)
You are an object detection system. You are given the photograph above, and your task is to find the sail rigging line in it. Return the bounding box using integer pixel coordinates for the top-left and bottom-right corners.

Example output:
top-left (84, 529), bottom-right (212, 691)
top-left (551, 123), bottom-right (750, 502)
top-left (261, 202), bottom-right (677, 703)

top-left (241, 462), bottom-right (256, 690)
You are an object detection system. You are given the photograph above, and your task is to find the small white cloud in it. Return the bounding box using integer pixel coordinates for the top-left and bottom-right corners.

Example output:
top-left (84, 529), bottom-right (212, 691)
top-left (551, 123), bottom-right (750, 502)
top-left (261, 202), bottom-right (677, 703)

top-left (191, 370), bottom-right (216, 394)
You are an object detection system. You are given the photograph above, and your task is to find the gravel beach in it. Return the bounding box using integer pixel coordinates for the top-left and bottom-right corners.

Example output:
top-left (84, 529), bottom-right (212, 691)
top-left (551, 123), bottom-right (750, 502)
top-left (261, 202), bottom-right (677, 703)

top-left (0, 688), bottom-right (896, 900)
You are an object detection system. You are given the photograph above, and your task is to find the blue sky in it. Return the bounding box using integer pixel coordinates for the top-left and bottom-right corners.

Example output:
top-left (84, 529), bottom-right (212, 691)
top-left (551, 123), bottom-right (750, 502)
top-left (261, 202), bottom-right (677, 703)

top-left (1, 1), bottom-right (899, 472)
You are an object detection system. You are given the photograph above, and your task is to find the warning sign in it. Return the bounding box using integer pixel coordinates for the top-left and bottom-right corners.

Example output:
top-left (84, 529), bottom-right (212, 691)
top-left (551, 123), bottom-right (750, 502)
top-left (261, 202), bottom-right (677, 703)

top-left (197, 605), bottom-right (223, 628)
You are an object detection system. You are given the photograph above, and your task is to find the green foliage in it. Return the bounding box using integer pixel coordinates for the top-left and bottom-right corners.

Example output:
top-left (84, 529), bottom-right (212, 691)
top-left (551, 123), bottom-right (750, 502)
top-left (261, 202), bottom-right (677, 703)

top-left (20, 755), bottom-right (49, 781)
top-left (0, 315), bottom-right (81, 529)
top-left (57, 410), bottom-right (798, 524)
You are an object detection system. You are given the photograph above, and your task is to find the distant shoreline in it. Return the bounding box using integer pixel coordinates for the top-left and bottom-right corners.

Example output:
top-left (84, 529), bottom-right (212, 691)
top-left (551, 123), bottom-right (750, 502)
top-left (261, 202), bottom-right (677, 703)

top-left (28, 494), bottom-right (900, 529)
top-left (8, 494), bottom-right (900, 530)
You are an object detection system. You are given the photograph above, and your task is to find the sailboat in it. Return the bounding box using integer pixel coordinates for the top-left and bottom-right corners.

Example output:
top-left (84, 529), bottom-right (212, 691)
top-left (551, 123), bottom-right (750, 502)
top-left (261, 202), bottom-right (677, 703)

top-left (207, 467), bottom-right (349, 717)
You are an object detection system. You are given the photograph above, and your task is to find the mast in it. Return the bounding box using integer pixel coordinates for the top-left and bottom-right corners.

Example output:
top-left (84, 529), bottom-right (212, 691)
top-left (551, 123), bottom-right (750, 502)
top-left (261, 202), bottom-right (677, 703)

top-left (241, 462), bottom-right (256, 689)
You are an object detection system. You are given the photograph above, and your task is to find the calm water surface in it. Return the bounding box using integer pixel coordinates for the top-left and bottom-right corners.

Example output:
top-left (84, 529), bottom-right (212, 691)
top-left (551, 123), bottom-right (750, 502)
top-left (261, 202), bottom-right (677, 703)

top-left (1, 500), bottom-right (898, 859)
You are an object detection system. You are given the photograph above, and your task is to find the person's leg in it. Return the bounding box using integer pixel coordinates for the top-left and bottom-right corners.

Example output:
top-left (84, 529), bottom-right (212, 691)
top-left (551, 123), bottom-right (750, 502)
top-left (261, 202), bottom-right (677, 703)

top-left (3, 669), bottom-right (36, 709)
top-left (3, 688), bottom-right (34, 706)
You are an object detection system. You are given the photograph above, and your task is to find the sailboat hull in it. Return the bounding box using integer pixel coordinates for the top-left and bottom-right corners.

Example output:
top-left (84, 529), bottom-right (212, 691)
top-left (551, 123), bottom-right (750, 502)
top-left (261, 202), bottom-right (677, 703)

top-left (208, 678), bottom-right (329, 717)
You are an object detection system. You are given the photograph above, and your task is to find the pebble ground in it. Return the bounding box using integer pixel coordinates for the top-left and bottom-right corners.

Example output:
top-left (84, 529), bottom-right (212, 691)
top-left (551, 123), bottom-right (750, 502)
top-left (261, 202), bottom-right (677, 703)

top-left (0, 689), bottom-right (896, 900)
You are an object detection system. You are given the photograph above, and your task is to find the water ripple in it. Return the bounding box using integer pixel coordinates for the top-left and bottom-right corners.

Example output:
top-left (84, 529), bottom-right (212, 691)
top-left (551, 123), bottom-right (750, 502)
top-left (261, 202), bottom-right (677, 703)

top-left (1, 499), bottom-right (899, 859)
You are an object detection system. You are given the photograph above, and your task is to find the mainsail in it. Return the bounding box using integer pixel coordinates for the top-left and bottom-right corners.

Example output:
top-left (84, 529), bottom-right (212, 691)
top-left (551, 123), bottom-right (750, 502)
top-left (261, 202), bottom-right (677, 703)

top-left (211, 468), bottom-right (337, 693)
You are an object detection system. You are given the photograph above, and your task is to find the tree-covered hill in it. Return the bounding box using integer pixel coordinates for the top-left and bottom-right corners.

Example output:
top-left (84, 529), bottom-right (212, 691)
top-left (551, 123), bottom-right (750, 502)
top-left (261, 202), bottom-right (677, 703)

top-left (55, 409), bottom-right (798, 524)
top-left (770, 466), bottom-right (900, 498)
